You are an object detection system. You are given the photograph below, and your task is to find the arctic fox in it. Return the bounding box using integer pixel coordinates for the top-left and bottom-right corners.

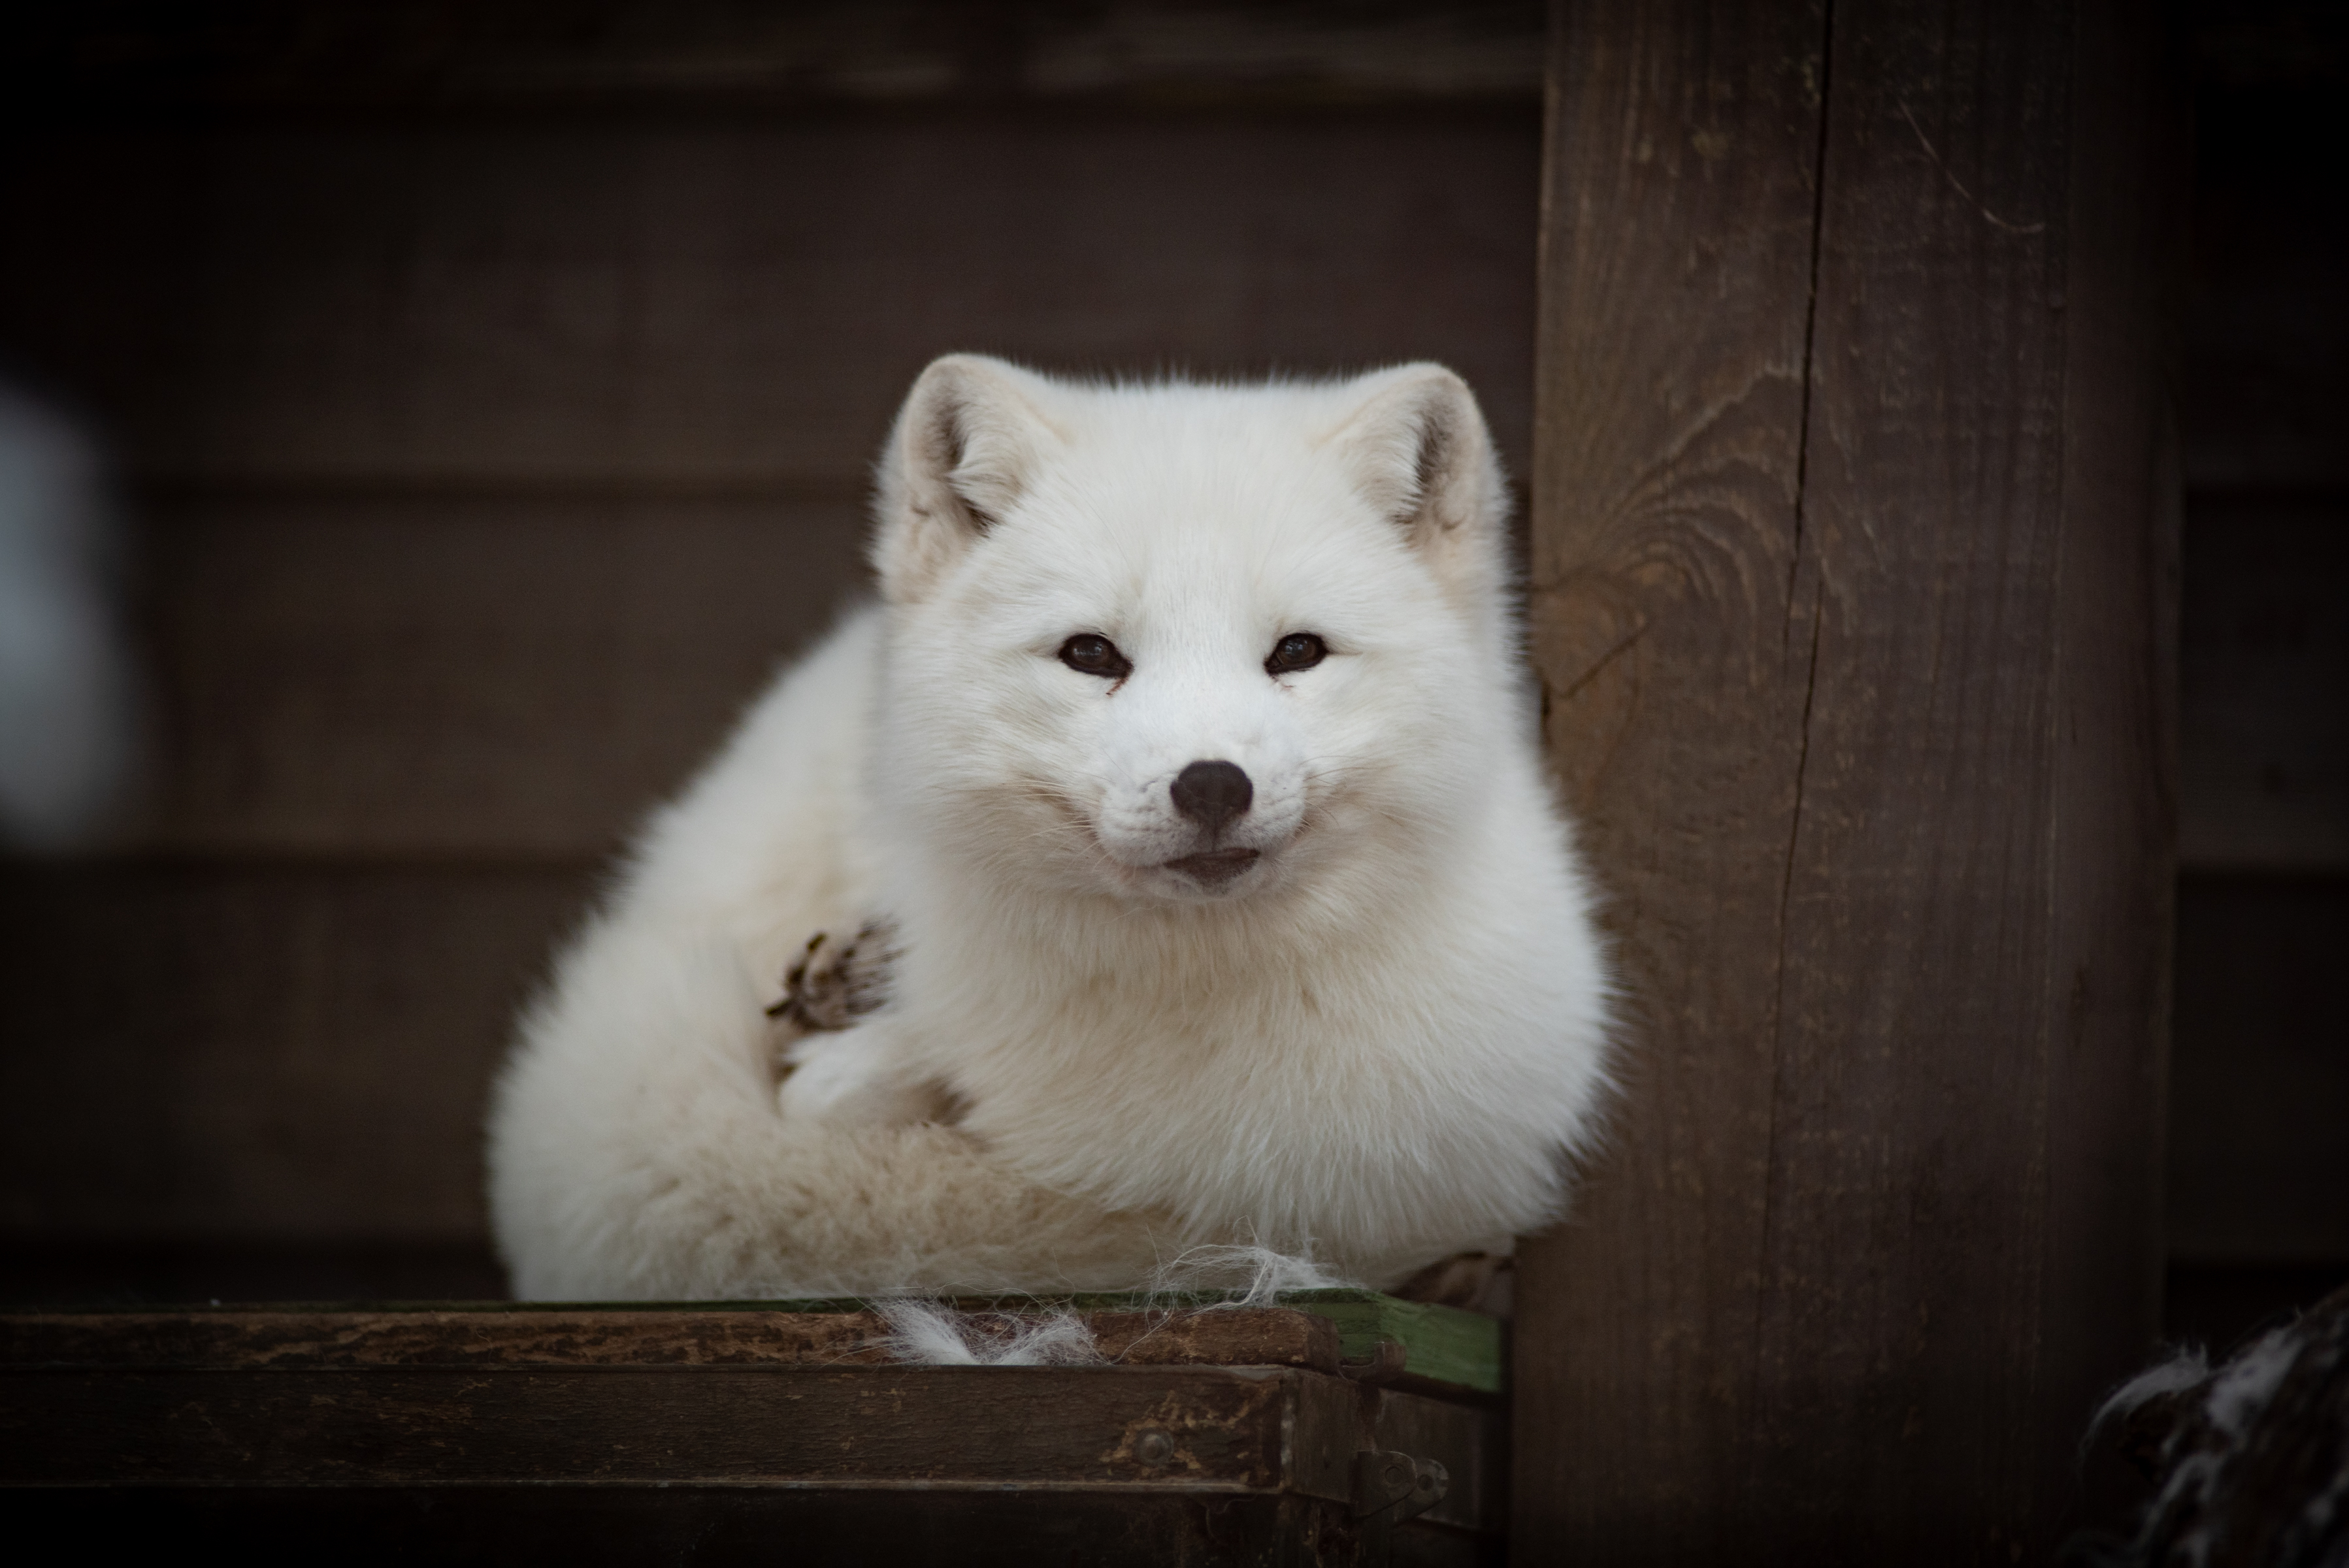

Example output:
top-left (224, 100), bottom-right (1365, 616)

top-left (487, 355), bottom-right (1613, 1301)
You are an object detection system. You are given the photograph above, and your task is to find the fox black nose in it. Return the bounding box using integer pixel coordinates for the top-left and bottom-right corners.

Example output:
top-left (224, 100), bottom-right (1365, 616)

top-left (1170, 760), bottom-right (1253, 832)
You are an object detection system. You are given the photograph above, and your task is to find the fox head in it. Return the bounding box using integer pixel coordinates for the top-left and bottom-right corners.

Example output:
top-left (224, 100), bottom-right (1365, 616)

top-left (866, 354), bottom-right (1526, 915)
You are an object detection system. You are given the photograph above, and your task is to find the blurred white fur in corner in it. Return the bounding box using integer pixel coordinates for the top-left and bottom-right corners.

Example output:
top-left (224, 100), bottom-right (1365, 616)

top-left (487, 355), bottom-right (1615, 1302)
top-left (0, 387), bottom-right (139, 852)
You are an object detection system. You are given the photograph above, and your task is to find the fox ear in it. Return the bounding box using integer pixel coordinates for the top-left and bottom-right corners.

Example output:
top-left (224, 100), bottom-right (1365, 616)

top-left (1326, 363), bottom-right (1506, 550)
top-left (871, 354), bottom-right (1062, 603)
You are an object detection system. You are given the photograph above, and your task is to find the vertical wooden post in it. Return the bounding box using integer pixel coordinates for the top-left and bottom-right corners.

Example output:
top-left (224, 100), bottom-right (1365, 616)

top-left (1516, 1), bottom-right (2177, 1560)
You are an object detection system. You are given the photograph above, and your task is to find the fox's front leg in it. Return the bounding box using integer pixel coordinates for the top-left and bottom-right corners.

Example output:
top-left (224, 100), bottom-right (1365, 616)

top-left (776, 1015), bottom-right (962, 1127)
top-left (768, 920), bottom-right (957, 1128)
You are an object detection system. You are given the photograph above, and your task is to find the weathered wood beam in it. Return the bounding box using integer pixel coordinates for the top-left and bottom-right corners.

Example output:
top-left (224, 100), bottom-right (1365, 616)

top-left (1517, 0), bottom-right (2178, 1558)
top-left (0, 1306), bottom-right (1509, 1558)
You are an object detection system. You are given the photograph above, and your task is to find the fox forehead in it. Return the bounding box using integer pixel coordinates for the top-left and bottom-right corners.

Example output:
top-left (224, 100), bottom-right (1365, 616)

top-left (946, 472), bottom-right (1429, 636)
top-left (1030, 412), bottom-right (1367, 536)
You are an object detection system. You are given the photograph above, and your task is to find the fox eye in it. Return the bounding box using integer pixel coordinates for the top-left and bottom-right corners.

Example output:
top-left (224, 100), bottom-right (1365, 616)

top-left (1058, 633), bottom-right (1131, 679)
top-left (1265, 632), bottom-right (1327, 675)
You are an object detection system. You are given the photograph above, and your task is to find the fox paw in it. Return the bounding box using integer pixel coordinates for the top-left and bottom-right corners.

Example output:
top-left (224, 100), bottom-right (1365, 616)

top-left (768, 919), bottom-right (900, 1032)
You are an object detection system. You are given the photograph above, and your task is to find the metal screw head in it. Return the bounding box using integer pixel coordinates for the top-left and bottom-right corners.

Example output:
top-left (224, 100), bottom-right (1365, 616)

top-left (1134, 1428), bottom-right (1175, 1465)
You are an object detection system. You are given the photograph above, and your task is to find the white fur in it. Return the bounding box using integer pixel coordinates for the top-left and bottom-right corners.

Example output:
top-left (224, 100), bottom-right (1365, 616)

top-left (869, 1301), bottom-right (1107, 1367)
top-left (488, 356), bottom-right (1614, 1299)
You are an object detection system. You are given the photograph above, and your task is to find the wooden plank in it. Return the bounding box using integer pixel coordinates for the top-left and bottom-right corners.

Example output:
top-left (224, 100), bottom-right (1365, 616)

top-left (1272, 1290), bottom-right (1505, 1397)
top-left (16, 1), bottom-right (1546, 113)
top-left (0, 864), bottom-right (586, 1246)
top-left (134, 493), bottom-right (867, 859)
top-left (0, 115), bottom-right (1539, 492)
top-left (0, 1242), bottom-right (508, 1309)
top-left (0, 1365), bottom-right (1294, 1487)
top-left (0, 1354), bottom-right (1503, 1533)
top-left (0, 1490), bottom-right (1373, 1567)
top-left (1517, 0), bottom-right (1835, 1556)
top-left (904, 1288), bottom-right (1505, 1397)
top-left (0, 1295), bottom-right (1503, 1394)
top-left (0, 1307), bottom-right (1345, 1378)
top-left (1519, 0), bottom-right (2175, 1559)
top-left (2177, 498), bottom-right (2349, 871)
top-left (921, 1290), bottom-right (1503, 1396)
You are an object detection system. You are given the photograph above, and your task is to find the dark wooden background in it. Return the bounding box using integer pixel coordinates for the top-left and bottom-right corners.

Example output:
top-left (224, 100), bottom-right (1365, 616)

top-left (0, 0), bottom-right (2340, 1552)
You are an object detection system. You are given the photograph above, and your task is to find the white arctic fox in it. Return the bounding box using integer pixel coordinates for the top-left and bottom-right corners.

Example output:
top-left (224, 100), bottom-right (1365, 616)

top-left (488, 355), bottom-right (1613, 1301)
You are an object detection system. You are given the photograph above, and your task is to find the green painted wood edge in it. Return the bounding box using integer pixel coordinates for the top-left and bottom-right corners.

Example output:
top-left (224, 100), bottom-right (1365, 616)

top-left (1272, 1290), bottom-right (1505, 1396)
top-left (900, 1288), bottom-right (1504, 1394)
top-left (13, 1289), bottom-right (1504, 1395)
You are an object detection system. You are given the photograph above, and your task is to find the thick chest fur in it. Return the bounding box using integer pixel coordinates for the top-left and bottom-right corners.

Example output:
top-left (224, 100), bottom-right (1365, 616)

top-left (887, 883), bottom-right (1594, 1275)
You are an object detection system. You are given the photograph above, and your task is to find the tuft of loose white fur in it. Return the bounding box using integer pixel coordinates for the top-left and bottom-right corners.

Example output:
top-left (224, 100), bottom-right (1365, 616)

top-left (2087, 1305), bottom-right (2348, 1567)
top-left (2087, 1346), bottom-right (2211, 1451)
top-left (866, 1243), bottom-right (1349, 1368)
top-left (869, 1301), bottom-right (1108, 1367)
top-left (1143, 1243), bottom-right (1355, 1306)
top-left (488, 356), bottom-right (1617, 1300)
top-left (2203, 1328), bottom-right (2300, 1438)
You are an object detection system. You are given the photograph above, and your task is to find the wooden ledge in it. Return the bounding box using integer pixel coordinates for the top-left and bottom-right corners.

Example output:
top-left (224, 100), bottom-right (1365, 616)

top-left (0, 1304), bottom-right (1336, 1375)
top-left (1, 1289), bottom-right (1505, 1398)
top-left (0, 1301), bottom-right (1509, 1559)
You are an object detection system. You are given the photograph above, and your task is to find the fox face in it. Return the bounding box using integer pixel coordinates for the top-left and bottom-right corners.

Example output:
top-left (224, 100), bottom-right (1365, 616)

top-left (869, 357), bottom-right (1521, 911)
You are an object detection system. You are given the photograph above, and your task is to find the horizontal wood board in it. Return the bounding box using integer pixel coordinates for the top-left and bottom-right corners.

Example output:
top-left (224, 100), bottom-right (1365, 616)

top-left (0, 117), bottom-right (1538, 494)
top-left (0, 1242), bottom-right (510, 1309)
top-left (1, 1365), bottom-right (1301, 1488)
top-left (131, 493), bottom-right (868, 858)
top-left (1271, 1291), bottom-right (1504, 1396)
top-left (0, 1488), bottom-right (1418, 1568)
top-left (0, 1292), bottom-right (1502, 1397)
top-left (0, 1357), bottom-right (1503, 1533)
top-left (11, 0), bottom-right (1548, 112)
top-left (0, 1306), bottom-right (1341, 1375)
top-left (0, 863), bottom-right (587, 1243)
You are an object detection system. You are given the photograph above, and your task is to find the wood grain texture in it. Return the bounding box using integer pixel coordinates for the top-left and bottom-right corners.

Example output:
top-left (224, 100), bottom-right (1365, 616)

top-left (0, 1364), bottom-right (1294, 1487)
top-left (12, 0), bottom-right (1548, 113)
top-left (0, 1306), bottom-right (1345, 1377)
top-left (0, 864), bottom-right (587, 1244)
top-left (0, 1489), bottom-right (1395, 1567)
top-left (0, 1241), bottom-right (509, 1307)
top-left (135, 493), bottom-right (868, 858)
top-left (0, 1355), bottom-right (1502, 1534)
top-left (1517, 0), bottom-right (1831, 1552)
top-left (0, 116), bottom-right (1539, 491)
top-left (1517, 0), bottom-right (2175, 1560)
